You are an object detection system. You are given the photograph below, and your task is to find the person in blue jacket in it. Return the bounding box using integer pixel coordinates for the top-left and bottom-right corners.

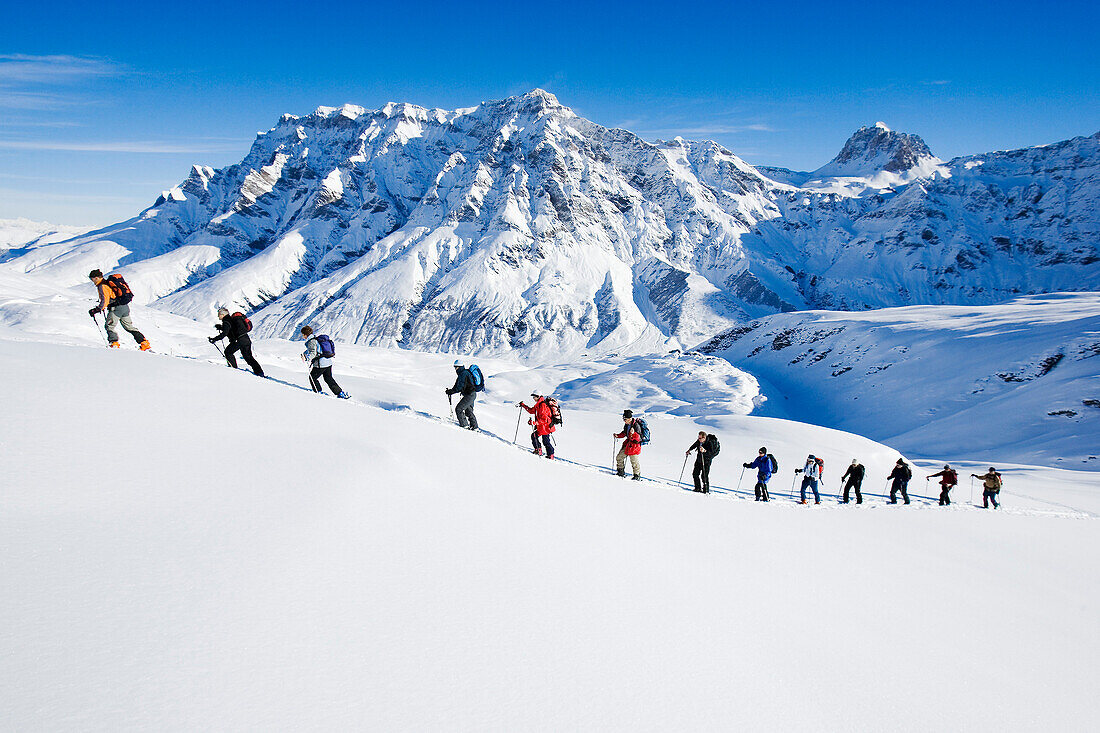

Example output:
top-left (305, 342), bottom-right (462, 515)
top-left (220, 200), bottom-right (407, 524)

top-left (744, 447), bottom-right (774, 502)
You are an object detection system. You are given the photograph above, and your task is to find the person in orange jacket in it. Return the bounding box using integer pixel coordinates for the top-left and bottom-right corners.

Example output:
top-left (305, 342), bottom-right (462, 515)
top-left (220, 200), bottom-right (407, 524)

top-left (519, 393), bottom-right (555, 459)
top-left (87, 269), bottom-right (150, 350)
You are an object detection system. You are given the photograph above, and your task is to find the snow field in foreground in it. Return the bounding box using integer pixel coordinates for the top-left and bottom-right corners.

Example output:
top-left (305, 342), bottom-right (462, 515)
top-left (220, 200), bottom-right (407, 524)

top-left (1, 339), bottom-right (1098, 731)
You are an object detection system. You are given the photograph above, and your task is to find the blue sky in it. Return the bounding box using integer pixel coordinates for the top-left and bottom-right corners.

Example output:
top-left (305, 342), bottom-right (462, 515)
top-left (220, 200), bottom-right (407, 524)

top-left (1, 0), bottom-right (1097, 226)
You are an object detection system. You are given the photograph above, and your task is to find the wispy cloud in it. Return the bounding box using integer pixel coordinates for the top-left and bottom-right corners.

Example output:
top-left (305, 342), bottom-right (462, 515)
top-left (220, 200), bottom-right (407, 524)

top-left (0, 54), bottom-right (124, 112)
top-left (922, 80), bottom-right (951, 86)
top-left (0, 54), bottom-right (120, 84)
top-left (0, 139), bottom-right (246, 154)
top-left (639, 123), bottom-right (776, 136)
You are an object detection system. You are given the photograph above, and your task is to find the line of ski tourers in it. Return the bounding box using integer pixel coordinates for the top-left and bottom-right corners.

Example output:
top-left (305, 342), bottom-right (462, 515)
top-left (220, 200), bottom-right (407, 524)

top-left (87, 270), bottom-right (1006, 508)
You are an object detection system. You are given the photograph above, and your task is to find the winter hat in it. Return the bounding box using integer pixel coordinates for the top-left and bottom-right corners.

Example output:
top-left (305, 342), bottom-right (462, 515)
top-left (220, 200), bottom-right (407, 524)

top-left (759, 447), bottom-right (767, 454)
top-left (453, 359), bottom-right (464, 368)
top-left (622, 409), bottom-right (633, 419)
top-left (300, 326), bottom-right (313, 336)
top-left (989, 467), bottom-right (996, 472)
top-left (530, 392), bottom-right (541, 399)
top-left (88, 269), bottom-right (103, 279)
top-left (808, 454), bottom-right (815, 460)
top-left (944, 464), bottom-right (951, 470)
top-left (852, 459), bottom-right (859, 465)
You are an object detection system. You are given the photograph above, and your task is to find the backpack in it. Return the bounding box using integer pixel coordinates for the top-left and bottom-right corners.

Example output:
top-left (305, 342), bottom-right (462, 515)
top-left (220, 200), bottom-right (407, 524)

top-left (815, 457), bottom-right (825, 476)
top-left (944, 469), bottom-right (958, 485)
top-left (634, 418), bottom-right (651, 445)
top-left (468, 364), bottom-right (485, 392)
top-left (705, 434), bottom-right (720, 457)
top-left (767, 454), bottom-right (778, 473)
top-left (991, 472), bottom-right (1003, 491)
top-left (901, 463), bottom-right (912, 481)
top-left (232, 312), bottom-right (253, 332)
top-left (315, 334), bottom-right (336, 358)
top-left (105, 273), bottom-right (134, 306)
top-left (546, 397), bottom-right (563, 426)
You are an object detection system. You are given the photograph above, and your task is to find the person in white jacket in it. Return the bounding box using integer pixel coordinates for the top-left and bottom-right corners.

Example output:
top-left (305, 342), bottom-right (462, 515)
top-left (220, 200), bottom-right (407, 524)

top-left (794, 454), bottom-right (822, 505)
top-left (301, 326), bottom-right (349, 398)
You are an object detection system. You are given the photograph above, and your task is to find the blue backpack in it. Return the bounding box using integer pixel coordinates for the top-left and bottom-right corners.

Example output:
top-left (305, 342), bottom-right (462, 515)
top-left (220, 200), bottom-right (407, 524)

top-left (315, 334), bottom-right (335, 358)
top-left (635, 418), bottom-right (651, 445)
top-left (468, 364), bottom-right (485, 392)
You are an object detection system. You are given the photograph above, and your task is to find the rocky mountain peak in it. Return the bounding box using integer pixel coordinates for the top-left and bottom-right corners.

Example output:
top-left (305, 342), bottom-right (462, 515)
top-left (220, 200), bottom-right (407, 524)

top-left (815, 123), bottom-right (937, 177)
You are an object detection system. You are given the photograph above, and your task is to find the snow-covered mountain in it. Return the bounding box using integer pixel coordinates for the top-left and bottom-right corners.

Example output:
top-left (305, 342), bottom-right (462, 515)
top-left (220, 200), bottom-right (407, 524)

top-left (2, 92), bottom-right (1097, 359)
top-left (0, 218), bottom-right (90, 251)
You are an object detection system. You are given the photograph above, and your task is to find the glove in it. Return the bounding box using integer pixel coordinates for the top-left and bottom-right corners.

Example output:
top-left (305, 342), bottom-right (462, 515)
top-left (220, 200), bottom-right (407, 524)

top-left (795, 468), bottom-right (802, 474)
top-left (528, 419), bottom-right (533, 425)
top-left (88, 307), bottom-right (98, 317)
top-left (743, 463), bottom-right (751, 468)
top-left (208, 336), bottom-right (218, 343)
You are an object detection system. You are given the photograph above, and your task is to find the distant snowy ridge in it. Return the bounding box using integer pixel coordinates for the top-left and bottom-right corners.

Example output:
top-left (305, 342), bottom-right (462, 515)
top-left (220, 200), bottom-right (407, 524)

top-left (697, 292), bottom-right (1100, 467)
top-left (2, 93), bottom-right (1097, 360)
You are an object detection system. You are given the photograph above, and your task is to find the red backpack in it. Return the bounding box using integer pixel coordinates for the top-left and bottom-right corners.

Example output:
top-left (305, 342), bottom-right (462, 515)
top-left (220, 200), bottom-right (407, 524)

top-left (232, 312), bottom-right (253, 332)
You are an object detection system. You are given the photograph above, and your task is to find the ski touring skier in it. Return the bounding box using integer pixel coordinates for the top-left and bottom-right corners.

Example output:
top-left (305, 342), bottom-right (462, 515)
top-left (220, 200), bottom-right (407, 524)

top-left (445, 360), bottom-right (481, 431)
top-left (613, 410), bottom-right (645, 480)
top-left (209, 307), bottom-right (264, 377)
top-left (300, 326), bottom-right (349, 398)
top-left (971, 467), bottom-right (1003, 509)
top-left (794, 454), bottom-right (823, 504)
top-left (685, 431), bottom-right (719, 493)
top-left (887, 458), bottom-right (912, 505)
top-left (841, 459), bottom-right (865, 504)
top-left (927, 465), bottom-right (958, 506)
top-left (519, 393), bottom-right (556, 459)
top-left (87, 270), bottom-right (150, 351)
top-left (744, 447), bottom-right (774, 501)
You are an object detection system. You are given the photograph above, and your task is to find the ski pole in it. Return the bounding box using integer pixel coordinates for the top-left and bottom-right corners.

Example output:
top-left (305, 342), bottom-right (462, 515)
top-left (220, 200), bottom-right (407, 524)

top-left (90, 312), bottom-right (109, 347)
top-left (611, 436), bottom-right (618, 471)
top-left (736, 466), bottom-right (746, 493)
top-left (448, 392), bottom-right (454, 418)
top-left (513, 406), bottom-right (523, 444)
top-left (789, 473), bottom-right (798, 501)
top-left (678, 454), bottom-right (689, 486)
top-left (210, 339), bottom-right (224, 358)
top-left (970, 476), bottom-right (975, 504)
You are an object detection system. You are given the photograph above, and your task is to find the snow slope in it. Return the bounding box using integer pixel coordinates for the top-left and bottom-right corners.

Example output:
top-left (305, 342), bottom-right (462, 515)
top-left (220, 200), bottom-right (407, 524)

top-left (698, 293), bottom-right (1100, 468)
top-left (2, 321), bottom-right (1099, 730)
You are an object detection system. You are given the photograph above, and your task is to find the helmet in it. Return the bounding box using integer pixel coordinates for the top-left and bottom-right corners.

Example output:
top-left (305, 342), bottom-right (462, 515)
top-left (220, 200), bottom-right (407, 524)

top-left (453, 359), bottom-right (464, 368)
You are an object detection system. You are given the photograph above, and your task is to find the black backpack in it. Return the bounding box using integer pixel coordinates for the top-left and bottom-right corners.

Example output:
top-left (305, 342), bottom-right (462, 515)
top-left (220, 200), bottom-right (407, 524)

top-left (705, 434), bottom-right (720, 457)
top-left (768, 454), bottom-right (778, 473)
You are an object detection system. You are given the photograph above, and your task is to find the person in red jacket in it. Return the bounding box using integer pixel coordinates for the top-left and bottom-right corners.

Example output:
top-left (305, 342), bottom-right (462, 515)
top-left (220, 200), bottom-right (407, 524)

top-left (519, 393), bottom-right (556, 459)
top-left (927, 464), bottom-right (958, 506)
top-left (613, 409), bottom-right (643, 480)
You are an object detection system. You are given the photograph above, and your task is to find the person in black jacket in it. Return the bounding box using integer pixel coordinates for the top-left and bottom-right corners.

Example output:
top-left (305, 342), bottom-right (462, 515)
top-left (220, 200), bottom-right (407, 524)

top-left (887, 458), bottom-right (912, 505)
top-left (841, 459), bottom-right (865, 504)
top-left (209, 307), bottom-right (264, 377)
top-left (685, 432), bottom-right (717, 493)
top-left (445, 359), bottom-right (479, 430)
